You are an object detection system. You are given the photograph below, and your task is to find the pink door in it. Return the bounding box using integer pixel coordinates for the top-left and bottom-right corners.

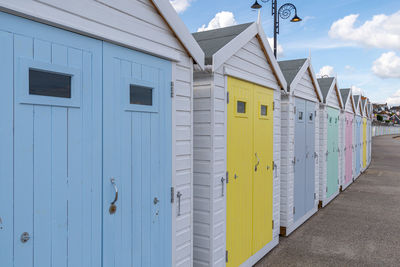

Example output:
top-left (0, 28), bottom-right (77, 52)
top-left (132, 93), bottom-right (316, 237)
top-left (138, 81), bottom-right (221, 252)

top-left (345, 112), bottom-right (353, 184)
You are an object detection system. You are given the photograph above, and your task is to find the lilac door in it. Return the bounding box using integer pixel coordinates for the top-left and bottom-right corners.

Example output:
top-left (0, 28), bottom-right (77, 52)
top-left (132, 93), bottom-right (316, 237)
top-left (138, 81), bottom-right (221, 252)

top-left (345, 112), bottom-right (353, 184)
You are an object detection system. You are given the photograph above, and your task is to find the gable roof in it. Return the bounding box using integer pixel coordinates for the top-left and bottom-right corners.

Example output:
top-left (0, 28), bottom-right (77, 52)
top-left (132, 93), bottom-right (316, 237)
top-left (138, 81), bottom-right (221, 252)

top-left (317, 77), bottom-right (343, 108)
top-left (340, 88), bottom-right (350, 106)
top-left (278, 59), bottom-right (307, 85)
top-left (0, 0), bottom-right (205, 69)
top-left (353, 95), bottom-right (361, 115)
top-left (193, 23), bottom-right (253, 65)
top-left (192, 22), bottom-right (287, 90)
top-left (278, 58), bottom-right (323, 102)
top-left (148, 0), bottom-right (205, 69)
top-left (317, 77), bottom-right (335, 101)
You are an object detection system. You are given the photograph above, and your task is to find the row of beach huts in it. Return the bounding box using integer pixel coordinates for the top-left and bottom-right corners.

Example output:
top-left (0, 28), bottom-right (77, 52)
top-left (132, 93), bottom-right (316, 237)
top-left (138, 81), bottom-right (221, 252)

top-left (0, 1), bottom-right (376, 267)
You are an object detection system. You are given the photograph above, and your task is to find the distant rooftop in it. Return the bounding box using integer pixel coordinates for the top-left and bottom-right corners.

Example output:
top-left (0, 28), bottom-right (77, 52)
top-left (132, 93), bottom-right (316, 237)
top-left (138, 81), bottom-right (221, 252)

top-left (278, 59), bottom-right (307, 86)
top-left (192, 23), bottom-right (253, 65)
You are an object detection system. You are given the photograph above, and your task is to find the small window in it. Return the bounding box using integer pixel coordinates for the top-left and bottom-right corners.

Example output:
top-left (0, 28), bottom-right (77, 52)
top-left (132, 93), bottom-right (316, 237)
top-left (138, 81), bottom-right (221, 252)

top-left (130, 85), bottom-right (153, 106)
top-left (237, 101), bottom-right (246, 113)
top-left (298, 111), bottom-right (303, 120)
top-left (261, 105), bottom-right (268, 116)
top-left (309, 113), bottom-right (313, 121)
top-left (29, 69), bottom-right (71, 98)
top-left (329, 117), bottom-right (332, 123)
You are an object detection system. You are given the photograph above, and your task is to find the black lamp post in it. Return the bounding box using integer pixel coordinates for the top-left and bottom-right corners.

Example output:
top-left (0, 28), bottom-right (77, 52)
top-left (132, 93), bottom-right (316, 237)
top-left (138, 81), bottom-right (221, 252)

top-left (251, 0), bottom-right (302, 58)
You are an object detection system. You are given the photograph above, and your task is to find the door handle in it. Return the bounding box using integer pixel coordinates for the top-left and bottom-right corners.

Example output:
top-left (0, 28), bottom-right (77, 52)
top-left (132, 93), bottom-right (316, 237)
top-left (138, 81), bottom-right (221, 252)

top-left (109, 178), bottom-right (118, 214)
top-left (255, 153), bottom-right (260, 172)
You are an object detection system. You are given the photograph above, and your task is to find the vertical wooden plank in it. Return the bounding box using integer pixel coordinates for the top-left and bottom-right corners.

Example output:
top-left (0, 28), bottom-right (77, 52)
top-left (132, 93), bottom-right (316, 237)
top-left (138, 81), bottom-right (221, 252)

top-left (13, 34), bottom-right (34, 267)
top-left (120, 59), bottom-right (132, 267)
top-left (150, 108), bottom-right (161, 266)
top-left (33, 105), bottom-right (52, 267)
top-left (67, 47), bottom-right (83, 267)
top-left (32, 38), bottom-right (52, 267)
top-left (0, 30), bottom-right (14, 267)
top-left (131, 112), bottom-right (143, 267)
top-left (51, 107), bottom-right (68, 267)
top-left (50, 43), bottom-right (69, 267)
top-left (141, 112), bottom-right (151, 266)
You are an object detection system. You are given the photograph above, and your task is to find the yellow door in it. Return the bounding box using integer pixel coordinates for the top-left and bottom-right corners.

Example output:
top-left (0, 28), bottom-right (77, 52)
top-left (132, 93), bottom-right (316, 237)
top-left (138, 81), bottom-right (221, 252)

top-left (363, 118), bottom-right (367, 168)
top-left (226, 77), bottom-right (253, 267)
top-left (252, 85), bottom-right (274, 252)
top-left (226, 77), bottom-right (274, 266)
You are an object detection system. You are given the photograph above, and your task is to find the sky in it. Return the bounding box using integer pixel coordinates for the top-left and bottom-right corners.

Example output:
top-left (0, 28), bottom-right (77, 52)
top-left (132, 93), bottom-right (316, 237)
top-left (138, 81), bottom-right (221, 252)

top-left (169, 0), bottom-right (400, 106)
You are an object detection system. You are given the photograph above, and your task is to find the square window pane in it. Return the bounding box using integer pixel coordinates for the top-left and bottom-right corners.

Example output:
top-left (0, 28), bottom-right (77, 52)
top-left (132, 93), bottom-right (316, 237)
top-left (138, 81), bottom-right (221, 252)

top-left (29, 69), bottom-right (71, 98)
top-left (237, 101), bottom-right (246, 114)
top-left (298, 111), bottom-right (303, 120)
top-left (130, 85), bottom-right (153, 106)
top-left (309, 113), bottom-right (313, 121)
top-left (261, 105), bottom-right (267, 116)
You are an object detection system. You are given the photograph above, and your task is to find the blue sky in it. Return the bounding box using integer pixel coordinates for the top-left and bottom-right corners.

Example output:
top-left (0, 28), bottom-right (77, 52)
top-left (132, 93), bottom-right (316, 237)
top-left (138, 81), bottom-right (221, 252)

top-left (170, 0), bottom-right (400, 105)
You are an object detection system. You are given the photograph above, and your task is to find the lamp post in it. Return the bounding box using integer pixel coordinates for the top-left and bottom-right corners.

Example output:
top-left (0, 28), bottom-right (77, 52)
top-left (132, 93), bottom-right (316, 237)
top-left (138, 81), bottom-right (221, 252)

top-left (251, 0), bottom-right (302, 58)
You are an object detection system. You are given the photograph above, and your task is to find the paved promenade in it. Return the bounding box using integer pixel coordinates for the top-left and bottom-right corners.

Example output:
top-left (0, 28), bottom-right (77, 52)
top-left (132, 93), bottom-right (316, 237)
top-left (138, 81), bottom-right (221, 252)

top-left (256, 135), bottom-right (400, 266)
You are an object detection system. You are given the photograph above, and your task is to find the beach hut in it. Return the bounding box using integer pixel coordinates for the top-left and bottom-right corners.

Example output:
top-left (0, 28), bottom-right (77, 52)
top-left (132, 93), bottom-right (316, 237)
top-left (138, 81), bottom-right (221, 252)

top-left (367, 100), bottom-right (373, 165)
top-left (0, 2), bottom-right (205, 267)
top-left (339, 88), bottom-right (356, 191)
top-left (278, 58), bottom-right (322, 236)
top-left (192, 22), bottom-right (287, 266)
top-left (353, 95), bottom-right (362, 179)
top-left (361, 97), bottom-right (367, 171)
top-left (317, 77), bottom-right (344, 208)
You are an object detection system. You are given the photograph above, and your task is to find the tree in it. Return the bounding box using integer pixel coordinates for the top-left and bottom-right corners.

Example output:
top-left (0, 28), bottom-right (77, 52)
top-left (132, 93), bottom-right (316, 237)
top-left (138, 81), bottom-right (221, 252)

top-left (377, 115), bottom-right (383, 121)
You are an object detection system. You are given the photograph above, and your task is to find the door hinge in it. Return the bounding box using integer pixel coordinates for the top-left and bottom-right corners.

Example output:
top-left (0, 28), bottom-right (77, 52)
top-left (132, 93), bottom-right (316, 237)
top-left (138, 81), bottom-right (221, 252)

top-left (314, 193), bottom-right (316, 200)
top-left (326, 186), bottom-right (328, 193)
top-left (171, 187), bottom-right (174, 203)
top-left (226, 171), bottom-right (229, 184)
top-left (226, 250), bottom-right (228, 263)
top-left (293, 207), bottom-right (295, 214)
top-left (273, 101), bottom-right (275, 111)
top-left (227, 91), bottom-right (229, 104)
top-left (315, 110), bottom-right (317, 116)
top-left (272, 161), bottom-right (275, 170)
top-left (294, 106), bottom-right (296, 114)
top-left (272, 220), bottom-right (274, 229)
top-left (170, 81), bottom-right (174, 97)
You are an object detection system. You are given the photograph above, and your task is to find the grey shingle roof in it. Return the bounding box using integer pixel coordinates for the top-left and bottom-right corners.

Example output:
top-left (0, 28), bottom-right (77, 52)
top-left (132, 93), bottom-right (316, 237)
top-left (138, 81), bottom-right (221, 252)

top-left (192, 23), bottom-right (253, 65)
top-left (340, 88), bottom-right (351, 106)
top-left (354, 95), bottom-right (360, 108)
top-left (278, 59), bottom-right (307, 86)
top-left (317, 77), bottom-right (335, 102)
top-left (361, 98), bottom-right (366, 110)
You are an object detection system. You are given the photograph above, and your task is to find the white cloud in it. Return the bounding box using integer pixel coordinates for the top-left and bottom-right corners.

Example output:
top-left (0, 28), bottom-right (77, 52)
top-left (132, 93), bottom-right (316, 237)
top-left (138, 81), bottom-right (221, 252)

top-left (345, 65), bottom-right (354, 71)
top-left (170, 0), bottom-right (192, 14)
top-left (267, 38), bottom-right (284, 57)
top-left (317, 65), bottom-right (335, 77)
top-left (329, 11), bottom-right (400, 49)
top-left (372, 51), bottom-right (400, 78)
top-left (386, 90), bottom-right (400, 106)
top-left (197, 11), bottom-right (237, 32)
top-left (351, 85), bottom-right (363, 95)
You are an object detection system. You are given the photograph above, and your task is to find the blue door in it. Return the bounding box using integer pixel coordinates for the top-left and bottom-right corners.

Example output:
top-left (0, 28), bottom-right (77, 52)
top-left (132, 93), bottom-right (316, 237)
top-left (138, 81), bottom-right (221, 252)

top-left (305, 101), bottom-right (315, 213)
top-left (0, 11), bottom-right (102, 267)
top-left (294, 98), bottom-right (306, 221)
top-left (102, 43), bottom-right (172, 267)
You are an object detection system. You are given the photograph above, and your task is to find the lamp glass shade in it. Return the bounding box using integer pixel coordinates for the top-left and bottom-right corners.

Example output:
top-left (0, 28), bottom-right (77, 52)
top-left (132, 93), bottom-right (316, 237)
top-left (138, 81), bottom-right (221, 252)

top-left (251, 0), bottom-right (262, 9)
top-left (291, 15), bottom-right (302, 22)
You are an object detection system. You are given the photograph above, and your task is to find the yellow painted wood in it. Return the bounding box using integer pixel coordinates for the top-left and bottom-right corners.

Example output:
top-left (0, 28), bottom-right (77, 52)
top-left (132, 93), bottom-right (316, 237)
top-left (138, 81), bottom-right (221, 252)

top-left (252, 84), bottom-right (274, 253)
top-left (226, 77), bottom-right (274, 266)
top-left (363, 118), bottom-right (367, 168)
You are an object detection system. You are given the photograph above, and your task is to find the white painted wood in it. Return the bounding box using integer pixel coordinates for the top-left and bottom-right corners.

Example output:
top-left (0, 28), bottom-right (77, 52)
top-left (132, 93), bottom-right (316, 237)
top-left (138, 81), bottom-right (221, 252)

top-left (326, 81), bottom-right (343, 110)
top-left (289, 59), bottom-right (322, 102)
top-left (193, 32), bottom-right (282, 266)
top-left (0, 0), bottom-right (205, 67)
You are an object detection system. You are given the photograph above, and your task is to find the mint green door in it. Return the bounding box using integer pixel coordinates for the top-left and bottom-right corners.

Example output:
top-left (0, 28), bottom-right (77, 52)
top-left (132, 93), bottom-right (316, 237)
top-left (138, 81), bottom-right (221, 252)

top-left (327, 107), bottom-right (339, 198)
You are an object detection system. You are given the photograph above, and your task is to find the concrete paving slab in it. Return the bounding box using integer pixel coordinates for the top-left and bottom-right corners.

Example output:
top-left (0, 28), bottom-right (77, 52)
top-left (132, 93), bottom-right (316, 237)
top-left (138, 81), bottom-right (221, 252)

top-left (256, 135), bottom-right (400, 267)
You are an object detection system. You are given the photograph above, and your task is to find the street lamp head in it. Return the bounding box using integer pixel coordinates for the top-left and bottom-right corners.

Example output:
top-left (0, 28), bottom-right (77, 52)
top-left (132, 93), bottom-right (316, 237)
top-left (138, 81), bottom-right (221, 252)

top-left (290, 14), bottom-right (302, 22)
top-left (251, 0), bottom-right (262, 9)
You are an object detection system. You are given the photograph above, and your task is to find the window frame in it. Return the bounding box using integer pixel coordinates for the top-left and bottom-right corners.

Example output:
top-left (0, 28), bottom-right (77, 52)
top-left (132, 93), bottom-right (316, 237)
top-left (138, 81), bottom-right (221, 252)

top-left (17, 58), bottom-right (81, 107)
top-left (124, 77), bottom-right (158, 113)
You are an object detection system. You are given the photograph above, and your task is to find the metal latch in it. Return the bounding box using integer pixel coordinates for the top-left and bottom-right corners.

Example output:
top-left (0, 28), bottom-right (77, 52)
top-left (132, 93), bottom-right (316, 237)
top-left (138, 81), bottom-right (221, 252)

top-left (21, 232), bottom-right (30, 243)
